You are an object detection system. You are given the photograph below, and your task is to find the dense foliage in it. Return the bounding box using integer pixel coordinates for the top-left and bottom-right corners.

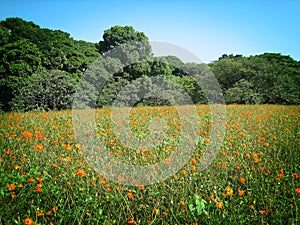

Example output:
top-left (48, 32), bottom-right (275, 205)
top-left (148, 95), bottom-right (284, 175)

top-left (0, 17), bottom-right (299, 111)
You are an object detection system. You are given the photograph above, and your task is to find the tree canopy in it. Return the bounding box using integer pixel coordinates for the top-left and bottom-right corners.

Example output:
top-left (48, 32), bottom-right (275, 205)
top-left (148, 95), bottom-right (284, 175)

top-left (0, 17), bottom-right (299, 111)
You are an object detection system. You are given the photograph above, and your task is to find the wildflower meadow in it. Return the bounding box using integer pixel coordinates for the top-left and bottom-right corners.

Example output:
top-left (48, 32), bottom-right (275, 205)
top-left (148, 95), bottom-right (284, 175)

top-left (0, 104), bottom-right (299, 224)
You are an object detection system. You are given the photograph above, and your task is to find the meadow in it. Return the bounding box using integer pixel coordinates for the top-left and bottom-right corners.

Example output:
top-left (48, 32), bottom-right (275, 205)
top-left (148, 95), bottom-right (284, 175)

top-left (0, 105), bottom-right (299, 225)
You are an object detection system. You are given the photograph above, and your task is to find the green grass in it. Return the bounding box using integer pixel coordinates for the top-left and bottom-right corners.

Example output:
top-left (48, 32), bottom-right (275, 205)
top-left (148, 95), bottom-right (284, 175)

top-left (0, 105), bottom-right (299, 225)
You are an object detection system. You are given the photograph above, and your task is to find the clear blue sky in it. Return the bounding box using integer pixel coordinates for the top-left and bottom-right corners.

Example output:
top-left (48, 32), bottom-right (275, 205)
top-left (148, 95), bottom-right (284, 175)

top-left (0, 0), bottom-right (299, 62)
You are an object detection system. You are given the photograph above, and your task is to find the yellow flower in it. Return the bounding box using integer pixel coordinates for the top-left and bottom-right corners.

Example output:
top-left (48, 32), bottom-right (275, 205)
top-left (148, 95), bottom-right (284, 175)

top-left (226, 187), bottom-right (234, 196)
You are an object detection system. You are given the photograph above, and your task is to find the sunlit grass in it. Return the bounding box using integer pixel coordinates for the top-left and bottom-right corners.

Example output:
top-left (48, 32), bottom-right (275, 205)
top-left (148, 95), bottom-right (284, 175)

top-left (0, 105), bottom-right (299, 224)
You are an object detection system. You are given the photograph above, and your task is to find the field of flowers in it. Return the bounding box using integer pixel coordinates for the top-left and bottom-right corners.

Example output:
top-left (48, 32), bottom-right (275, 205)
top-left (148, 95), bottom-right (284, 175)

top-left (0, 105), bottom-right (299, 225)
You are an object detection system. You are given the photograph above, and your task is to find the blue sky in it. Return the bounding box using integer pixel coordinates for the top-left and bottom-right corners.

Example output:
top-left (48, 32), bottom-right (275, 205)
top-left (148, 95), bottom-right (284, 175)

top-left (0, 0), bottom-right (299, 62)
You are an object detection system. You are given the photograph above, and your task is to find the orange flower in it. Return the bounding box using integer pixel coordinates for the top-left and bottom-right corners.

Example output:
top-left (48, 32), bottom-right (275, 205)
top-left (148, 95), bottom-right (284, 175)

top-left (295, 187), bottom-right (300, 195)
top-left (205, 138), bottom-right (211, 144)
top-left (34, 144), bottom-right (43, 152)
top-left (34, 186), bottom-right (42, 193)
top-left (52, 206), bottom-right (58, 212)
top-left (238, 190), bottom-right (245, 196)
top-left (216, 201), bottom-right (223, 209)
top-left (127, 192), bottom-right (134, 200)
top-left (293, 173), bottom-right (299, 179)
top-left (36, 177), bottom-right (43, 183)
top-left (181, 169), bottom-right (187, 175)
top-left (209, 195), bottom-right (215, 201)
top-left (63, 143), bottom-right (72, 151)
top-left (36, 210), bottom-right (44, 216)
top-left (24, 218), bottom-right (34, 225)
top-left (259, 210), bottom-right (268, 215)
top-left (15, 165), bottom-right (21, 170)
top-left (128, 219), bottom-right (135, 225)
top-left (137, 184), bottom-right (145, 190)
top-left (28, 177), bottom-right (34, 183)
top-left (191, 166), bottom-right (197, 172)
top-left (190, 158), bottom-right (197, 164)
top-left (22, 131), bottom-right (33, 138)
top-left (75, 169), bottom-right (86, 177)
top-left (11, 192), bottom-right (16, 198)
top-left (7, 184), bottom-right (16, 191)
top-left (239, 177), bottom-right (246, 184)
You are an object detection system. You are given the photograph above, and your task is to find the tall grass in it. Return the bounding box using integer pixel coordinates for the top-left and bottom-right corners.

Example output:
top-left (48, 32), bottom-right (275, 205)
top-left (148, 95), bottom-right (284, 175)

top-left (0, 105), bottom-right (299, 224)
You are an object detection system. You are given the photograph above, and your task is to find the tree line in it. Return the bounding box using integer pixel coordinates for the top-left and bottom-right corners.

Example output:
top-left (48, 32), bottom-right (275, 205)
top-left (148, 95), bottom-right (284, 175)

top-left (0, 17), bottom-right (299, 111)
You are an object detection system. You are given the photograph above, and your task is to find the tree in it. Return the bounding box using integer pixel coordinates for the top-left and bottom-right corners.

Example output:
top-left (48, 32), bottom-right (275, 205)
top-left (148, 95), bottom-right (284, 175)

top-left (224, 79), bottom-right (262, 104)
top-left (0, 39), bottom-right (42, 110)
top-left (11, 70), bottom-right (78, 111)
top-left (98, 25), bottom-right (151, 65)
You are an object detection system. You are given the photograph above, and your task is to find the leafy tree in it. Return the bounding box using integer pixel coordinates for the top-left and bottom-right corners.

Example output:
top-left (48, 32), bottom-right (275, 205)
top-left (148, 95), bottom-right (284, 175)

top-left (98, 25), bottom-right (151, 65)
top-left (0, 17), bottom-right (100, 75)
top-left (11, 70), bottom-right (78, 111)
top-left (0, 39), bottom-right (42, 110)
top-left (224, 79), bottom-right (262, 104)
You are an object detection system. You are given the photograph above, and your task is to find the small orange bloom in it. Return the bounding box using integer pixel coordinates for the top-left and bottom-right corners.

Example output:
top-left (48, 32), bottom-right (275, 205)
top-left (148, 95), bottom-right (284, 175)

top-left (24, 218), bottom-right (34, 225)
top-left (259, 210), bottom-right (268, 215)
top-left (191, 166), bottom-right (197, 172)
top-left (293, 173), bottom-right (299, 179)
top-left (205, 138), bottom-right (211, 144)
top-left (209, 195), bottom-right (215, 201)
top-left (11, 192), bottom-right (16, 198)
top-left (216, 201), bottom-right (223, 209)
top-left (28, 178), bottom-right (34, 183)
top-left (238, 190), bottom-right (245, 196)
top-left (190, 158), bottom-right (197, 164)
top-left (52, 206), bottom-right (58, 212)
top-left (127, 192), bottom-right (134, 200)
top-left (7, 184), bottom-right (16, 191)
top-left (34, 144), bottom-right (43, 152)
top-left (181, 169), bottom-right (187, 175)
top-left (128, 219), bottom-right (135, 225)
top-left (295, 187), bottom-right (300, 195)
top-left (137, 184), bottom-right (145, 190)
top-left (36, 177), bottom-right (43, 183)
top-left (34, 186), bottom-right (42, 193)
top-left (22, 131), bottom-right (33, 138)
top-left (36, 210), bottom-right (44, 216)
top-left (15, 165), bottom-right (21, 170)
top-left (239, 177), bottom-right (246, 184)
top-left (75, 169), bottom-right (86, 177)
top-left (63, 143), bottom-right (72, 151)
